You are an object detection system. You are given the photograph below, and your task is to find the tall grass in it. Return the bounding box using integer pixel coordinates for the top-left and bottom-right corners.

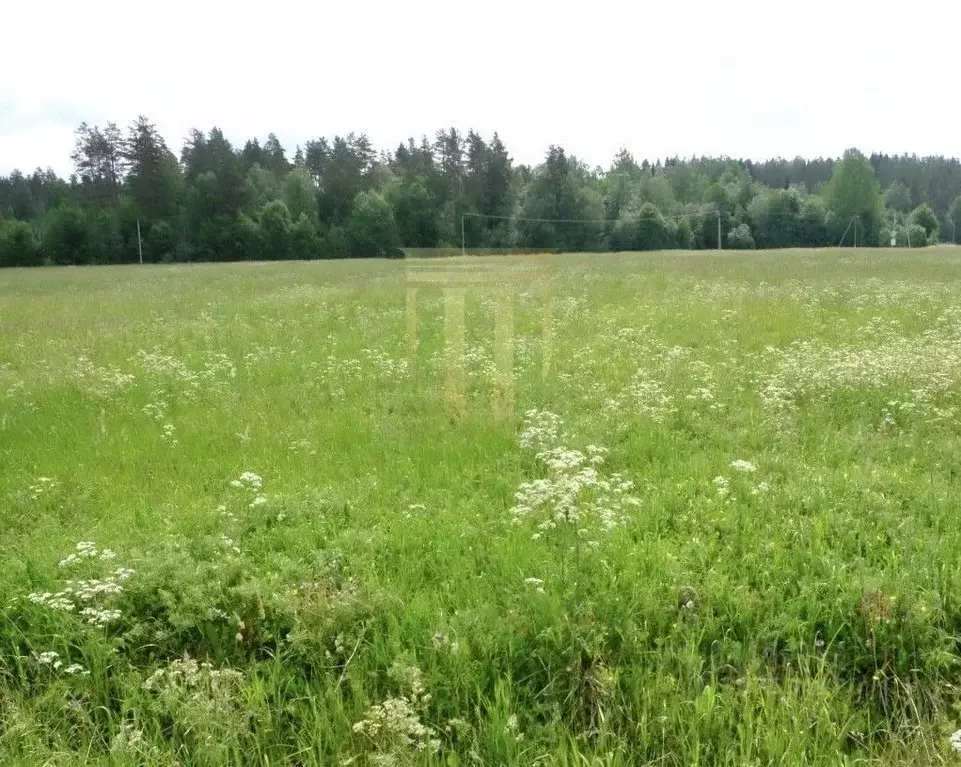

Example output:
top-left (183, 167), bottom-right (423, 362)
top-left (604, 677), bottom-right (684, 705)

top-left (2, 249), bottom-right (961, 764)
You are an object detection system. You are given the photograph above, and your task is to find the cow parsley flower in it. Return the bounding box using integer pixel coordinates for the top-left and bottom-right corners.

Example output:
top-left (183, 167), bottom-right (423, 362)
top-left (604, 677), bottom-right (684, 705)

top-left (950, 728), bottom-right (961, 753)
top-left (510, 411), bottom-right (639, 539)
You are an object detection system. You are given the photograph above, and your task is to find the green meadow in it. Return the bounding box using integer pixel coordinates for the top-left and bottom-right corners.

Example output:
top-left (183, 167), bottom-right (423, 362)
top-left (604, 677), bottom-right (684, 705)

top-left (3, 249), bottom-right (961, 765)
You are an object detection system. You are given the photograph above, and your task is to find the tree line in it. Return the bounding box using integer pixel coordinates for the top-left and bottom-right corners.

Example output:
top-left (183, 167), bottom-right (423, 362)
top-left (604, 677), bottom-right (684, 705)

top-left (1, 116), bottom-right (960, 267)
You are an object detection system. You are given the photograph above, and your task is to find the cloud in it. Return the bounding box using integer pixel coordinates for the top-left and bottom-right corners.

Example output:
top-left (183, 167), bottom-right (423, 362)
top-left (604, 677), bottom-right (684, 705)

top-left (0, 0), bottom-right (959, 175)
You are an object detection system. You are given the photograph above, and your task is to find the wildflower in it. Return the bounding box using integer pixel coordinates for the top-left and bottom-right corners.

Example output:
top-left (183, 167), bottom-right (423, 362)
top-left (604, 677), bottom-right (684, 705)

top-left (510, 412), bottom-right (639, 539)
top-left (220, 535), bottom-right (241, 554)
top-left (58, 541), bottom-right (103, 567)
top-left (352, 696), bottom-right (441, 753)
top-left (64, 663), bottom-right (88, 675)
top-left (430, 631), bottom-right (459, 652)
top-left (505, 713), bottom-right (524, 741)
top-left (730, 459), bottom-right (757, 473)
top-left (445, 717), bottom-right (470, 735)
top-left (950, 729), bottom-right (961, 754)
top-left (143, 656), bottom-right (243, 695)
top-left (713, 476), bottom-right (730, 498)
top-left (80, 607), bottom-right (122, 627)
top-left (35, 651), bottom-right (60, 665)
top-left (28, 476), bottom-right (58, 500)
top-left (28, 591), bottom-right (75, 611)
top-left (249, 495), bottom-right (267, 508)
top-left (518, 409), bottom-right (563, 454)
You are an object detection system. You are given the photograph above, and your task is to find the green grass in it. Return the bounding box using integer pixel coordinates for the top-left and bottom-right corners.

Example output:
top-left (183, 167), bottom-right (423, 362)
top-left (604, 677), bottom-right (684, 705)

top-left (3, 249), bottom-right (961, 765)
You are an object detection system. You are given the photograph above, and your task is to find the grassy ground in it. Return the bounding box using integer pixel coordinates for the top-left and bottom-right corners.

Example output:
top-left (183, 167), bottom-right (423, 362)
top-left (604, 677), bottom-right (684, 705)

top-left (3, 249), bottom-right (961, 765)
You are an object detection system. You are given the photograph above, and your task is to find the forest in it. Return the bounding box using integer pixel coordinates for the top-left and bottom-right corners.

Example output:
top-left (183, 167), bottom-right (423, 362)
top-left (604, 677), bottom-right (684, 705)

top-left (1, 116), bottom-right (961, 266)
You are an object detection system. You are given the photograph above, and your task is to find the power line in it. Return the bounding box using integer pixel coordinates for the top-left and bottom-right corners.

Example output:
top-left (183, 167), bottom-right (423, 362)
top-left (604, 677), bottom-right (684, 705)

top-left (461, 209), bottom-right (725, 254)
top-left (463, 210), bottom-right (721, 225)
top-left (460, 205), bottom-right (830, 254)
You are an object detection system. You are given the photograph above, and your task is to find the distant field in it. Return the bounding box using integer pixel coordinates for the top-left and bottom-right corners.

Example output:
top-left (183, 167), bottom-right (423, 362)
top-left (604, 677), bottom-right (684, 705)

top-left (4, 248), bottom-right (961, 765)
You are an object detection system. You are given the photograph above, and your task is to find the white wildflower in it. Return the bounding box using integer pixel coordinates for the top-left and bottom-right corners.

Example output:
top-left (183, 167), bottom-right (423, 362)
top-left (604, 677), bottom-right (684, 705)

top-left (249, 495), bottom-right (267, 508)
top-left (713, 476), bottom-right (730, 498)
top-left (80, 607), bottom-right (122, 627)
top-left (219, 535), bottom-right (241, 554)
top-left (352, 697), bottom-right (440, 757)
top-left (518, 409), bottom-right (563, 454)
top-left (510, 412), bottom-right (639, 539)
top-left (730, 459), bottom-right (757, 473)
top-left (950, 728), bottom-right (961, 754)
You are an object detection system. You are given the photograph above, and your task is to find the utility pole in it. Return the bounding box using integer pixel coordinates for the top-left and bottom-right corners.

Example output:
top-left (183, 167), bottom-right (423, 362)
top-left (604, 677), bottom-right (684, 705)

top-left (853, 217), bottom-right (857, 249)
top-left (717, 211), bottom-right (722, 251)
top-left (137, 220), bottom-right (143, 264)
top-left (461, 214), bottom-right (466, 256)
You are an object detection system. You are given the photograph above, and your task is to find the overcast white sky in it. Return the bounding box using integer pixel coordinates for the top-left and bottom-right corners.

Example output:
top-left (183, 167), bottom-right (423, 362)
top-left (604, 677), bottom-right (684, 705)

top-left (1, 0), bottom-right (958, 177)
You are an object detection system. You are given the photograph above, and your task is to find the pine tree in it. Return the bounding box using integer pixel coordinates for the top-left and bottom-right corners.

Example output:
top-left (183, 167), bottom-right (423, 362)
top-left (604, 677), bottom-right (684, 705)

top-left (124, 116), bottom-right (181, 221)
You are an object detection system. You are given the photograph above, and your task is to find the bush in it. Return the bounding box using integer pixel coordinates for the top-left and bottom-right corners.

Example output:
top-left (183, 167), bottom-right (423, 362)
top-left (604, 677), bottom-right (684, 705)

top-left (612, 203), bottom-right (672, 251)
top-left (144, 221), bottom-right (178, 263)
top-left (726, 223), bottom-right (756, 250)
top-left (909, 203), bottom-right (939, 243)
top-left (0, 220), bottom-right (41, 267)
top-left (259, 200), bottom-right (292, 260)
top-left (672, 217), bottom-right (695, 249)
top-left (347, 192), bottom-right (398, 257)
top-left (907, 223), bottom-right (928, 248)
top-left (289, 213), bottom-right (323, 260)
top-left (42, 205), bottom-right (95, 265)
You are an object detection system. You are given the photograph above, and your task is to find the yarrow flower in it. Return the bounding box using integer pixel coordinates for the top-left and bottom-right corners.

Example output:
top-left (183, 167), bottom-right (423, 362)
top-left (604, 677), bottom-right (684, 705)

top-left (730, 459), bottom-right (757, 473)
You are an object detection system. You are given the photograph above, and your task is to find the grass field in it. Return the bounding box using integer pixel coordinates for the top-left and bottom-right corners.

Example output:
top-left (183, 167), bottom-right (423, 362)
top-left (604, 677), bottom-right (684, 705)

top-left (4, 249), bottom-right (961, 765)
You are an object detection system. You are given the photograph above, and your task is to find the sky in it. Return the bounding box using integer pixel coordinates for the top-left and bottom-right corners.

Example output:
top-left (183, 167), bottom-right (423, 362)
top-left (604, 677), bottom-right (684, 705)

top-left (1, 0), bottom-right (958, 177)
